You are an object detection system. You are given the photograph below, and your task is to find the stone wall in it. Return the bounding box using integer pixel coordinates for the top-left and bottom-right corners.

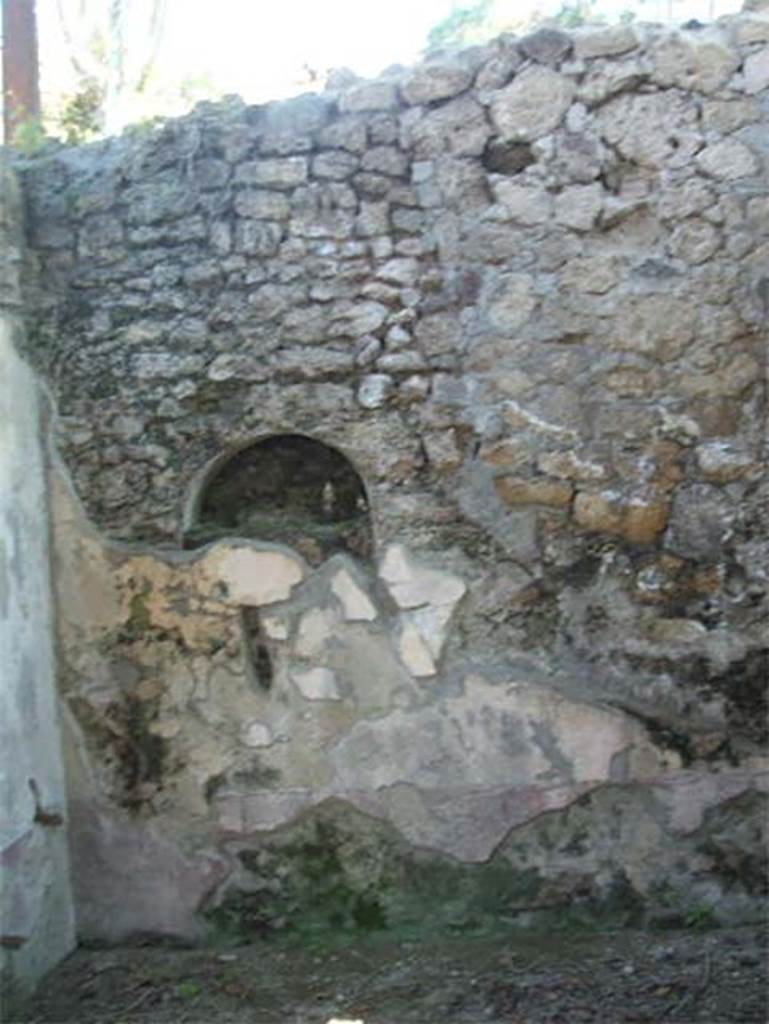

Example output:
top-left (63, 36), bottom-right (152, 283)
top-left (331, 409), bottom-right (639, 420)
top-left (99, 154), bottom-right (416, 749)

top-left (0, 159), bottom-right (75, 1005)
top-left (14, 10), bottom-right (769, 941)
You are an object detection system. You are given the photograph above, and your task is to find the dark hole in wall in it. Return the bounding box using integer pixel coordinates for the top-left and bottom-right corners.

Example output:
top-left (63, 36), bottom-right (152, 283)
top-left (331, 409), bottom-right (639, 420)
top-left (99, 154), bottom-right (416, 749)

top-left (482, 138), bottom-right (536, 175)
top-left (241, 606), bottom-right (273, 692)
top-left (186, 434), bottom-right (373, 566)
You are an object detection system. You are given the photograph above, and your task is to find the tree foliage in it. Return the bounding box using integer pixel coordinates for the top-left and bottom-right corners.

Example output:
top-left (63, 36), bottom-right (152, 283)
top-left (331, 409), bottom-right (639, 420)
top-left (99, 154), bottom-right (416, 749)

top-left (54, 0), bottom-right (168, 137)
top-left (424, 0), bottom-right (656, 54)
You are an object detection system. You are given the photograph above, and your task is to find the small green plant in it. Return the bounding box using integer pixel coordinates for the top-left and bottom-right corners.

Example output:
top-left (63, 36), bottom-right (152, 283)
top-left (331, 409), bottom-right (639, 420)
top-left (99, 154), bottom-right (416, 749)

top-left (177, 980), bottom-right (201, 1000)
top-left (684, 903), bottom-right (717, 930)
top-left (10, 115), bottom-right (48, 156)
top-left (58, 78), bottom-right (104, 144)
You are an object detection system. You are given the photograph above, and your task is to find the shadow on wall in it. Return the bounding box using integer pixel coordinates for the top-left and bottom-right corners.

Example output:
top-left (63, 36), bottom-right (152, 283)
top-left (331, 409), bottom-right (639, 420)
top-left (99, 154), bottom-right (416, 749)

top-left (184, 434), bottom-right (373, 567)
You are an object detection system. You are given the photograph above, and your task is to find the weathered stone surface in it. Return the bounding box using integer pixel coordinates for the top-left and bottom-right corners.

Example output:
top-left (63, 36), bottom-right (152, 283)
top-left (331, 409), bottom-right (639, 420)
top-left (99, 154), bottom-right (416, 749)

top-left (401, 62), bottom-right (474, 105)
top-left (650, 28), bottom-right (740, 93)
top-left (574, 492), bottom-right (669, 544)
top-left (233, 190), bottom-right (290, 220)
top-left (8, 15), bottom-right (769, 951)
top-left (573, 24), bottom-right (638, 59)
top-left (597, 92), bottom-right (700, 169)
top-left (338, 80), bottom-right (399, 113)
top-left (235, 157), bottom-right (308, 188)
top-left (490, 66), bottom-right (575, 141)
top-left (357, 373), bottom-right (394, 409)
top-left (487, 273), bottom-right (537, 332)
top-left (695, 442), bottom-right (757, 483)
top-left (696, 139), bottom-right (761, 180)
top-left (577, 56), bottom-right (649, 106)
top-left (291, 667), bottom-right (341, 701)
top-left (68, 800), bottom-right (226, 943)
top-left (742, 46), bottom-right (769, 94)
top-left (669, 218), bottom-right (721, 264)
top-left (519, 28), bottom-right (572, 65)
top-left (554, 183), bottom-right (603, 231)
top-left (665, 484), bottom-right (738, 558)
top-left (492, 182), bottom-right (552, 224)
top-left (495, 475), bottom-right (573, 508)
top-left (402, 95), bottom-right (490, 157)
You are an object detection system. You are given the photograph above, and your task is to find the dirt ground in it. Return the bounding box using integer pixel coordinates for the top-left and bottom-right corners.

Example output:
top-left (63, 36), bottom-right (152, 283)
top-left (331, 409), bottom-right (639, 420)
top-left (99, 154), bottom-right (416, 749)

top-left (13, 921), bottom-right (768, 1024)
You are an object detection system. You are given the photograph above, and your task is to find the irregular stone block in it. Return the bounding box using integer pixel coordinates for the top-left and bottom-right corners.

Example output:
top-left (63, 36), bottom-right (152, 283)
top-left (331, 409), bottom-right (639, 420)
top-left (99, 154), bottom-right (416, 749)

top-left (669, 219), bottom-right (721, 264)
top-left (235, 157), bottom-right (308, 188)
top-left (560, 253), bottom-right (617, 294)
top-left (695, 442), bottom-right (757, 483)
top-left (329, 300), bottom-right (388, 337)
top-left (357, 373), bottom-right (394, 409)
top-left (742, 46), bottom-right (769, 94)
top-left (646, 618), bottom-right (708, 645)
top-left (233, 190), bottom-right (290, 220)
top-left (361, 145), bottom-right (410, 176)
top-left (597, 92), bottom-right (700, 169)
top-left (422, 429), bottom-right (462, 474)
top-left (696, 139), bottom-right (761, 180)
top-left (401, 62), bottom-right (474, 105)
top-left (554, 183), bottom-right (603, 231)
top-left (339, 81), bottom-right (399, 113)
top-left (492, 182), bottom-right (552, 225)
top-left (491, 66), bottom-right (575, 141)
top-left (577, 56), bottom-right (650, 106)
top-left (487, 273), bottom-right (537, 332)
top-left (574, 492), bottom-right (669, 543)
top-left (318, 116), bottom-right (368, 152)
top-left (537, 450), bottom-right (606, 481)
top-left (665, 484), bottom-right (738, 558)
top-left (495, 475), bottom-right (574, 508)
top-left (650, 28), bottom-right (740, 93)
top-left (311, 150), bottom-right (360, 180)
top-left (234, 219), bottom-right (283, 256)
top-left (573, 25), bottom-right (638, 60)
top-left (701, 96), bottom-right (763, 133)
top-left (519, 27), bottom-right (572, 65)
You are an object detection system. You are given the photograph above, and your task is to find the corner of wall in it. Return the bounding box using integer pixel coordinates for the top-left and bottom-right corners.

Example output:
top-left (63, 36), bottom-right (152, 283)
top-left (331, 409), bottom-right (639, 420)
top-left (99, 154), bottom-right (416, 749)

top-left (0, 154), bottom-right (76, 1010)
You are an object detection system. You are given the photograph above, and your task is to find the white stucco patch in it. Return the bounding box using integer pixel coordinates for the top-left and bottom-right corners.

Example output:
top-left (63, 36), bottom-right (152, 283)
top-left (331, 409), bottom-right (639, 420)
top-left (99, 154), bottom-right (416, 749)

top-left (261, 615), bottom-right (289, 640)
top-left (380, 544), bottom-right (466, 609)
top-left (331, 568), bottom-right (378, 621)
top-left (291, 667), bottom-right (341, 701)
top-left (295, 606), bottom-right (338, 658)
top-left (397, 620), bottom-right (437, 677)
top-left (379, 545), bottom-right (465, 676)
top-left (242, 720), bottom-right (274, 747)
top-left (202, 544), bottom-right (305, 606)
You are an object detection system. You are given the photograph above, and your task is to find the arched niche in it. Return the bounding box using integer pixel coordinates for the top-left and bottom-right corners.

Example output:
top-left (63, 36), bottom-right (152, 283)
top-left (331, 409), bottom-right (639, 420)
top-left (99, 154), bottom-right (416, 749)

top-left (184, 434), bottom-right (373, 566)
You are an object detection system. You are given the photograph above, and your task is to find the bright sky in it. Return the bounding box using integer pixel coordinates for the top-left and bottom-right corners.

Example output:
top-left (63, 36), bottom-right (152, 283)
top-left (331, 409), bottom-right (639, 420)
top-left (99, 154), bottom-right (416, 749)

top-left (159, 0), bottom-right (742, 100)
top-left (36, 0), bottom-right (743, 124)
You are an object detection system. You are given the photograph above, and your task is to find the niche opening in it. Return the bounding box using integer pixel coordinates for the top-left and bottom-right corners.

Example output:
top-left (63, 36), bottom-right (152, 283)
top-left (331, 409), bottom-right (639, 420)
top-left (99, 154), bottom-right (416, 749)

top-left (185, 434), bottom-right (373, 566)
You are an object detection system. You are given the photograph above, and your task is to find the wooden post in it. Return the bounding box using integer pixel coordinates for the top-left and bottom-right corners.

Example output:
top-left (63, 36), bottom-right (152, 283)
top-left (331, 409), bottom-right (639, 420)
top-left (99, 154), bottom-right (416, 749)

top-left (2, 0), bottom-right (41, 144)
